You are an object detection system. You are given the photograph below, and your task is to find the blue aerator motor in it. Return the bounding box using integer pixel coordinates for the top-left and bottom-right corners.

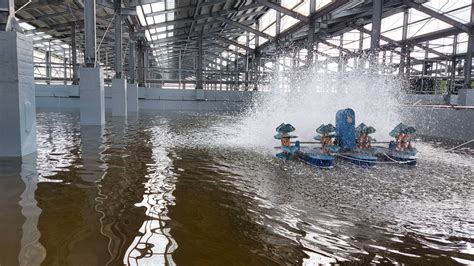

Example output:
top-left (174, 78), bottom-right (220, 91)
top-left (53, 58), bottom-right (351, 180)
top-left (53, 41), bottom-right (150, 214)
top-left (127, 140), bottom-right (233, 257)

top-left (335, 108), bottom-right (356, 150)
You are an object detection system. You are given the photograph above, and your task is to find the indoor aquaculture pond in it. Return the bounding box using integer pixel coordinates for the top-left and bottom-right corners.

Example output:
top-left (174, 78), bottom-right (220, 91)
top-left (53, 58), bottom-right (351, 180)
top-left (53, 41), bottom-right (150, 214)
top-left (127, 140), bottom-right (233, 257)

top-left (0, 110), bottom-right (473, 265)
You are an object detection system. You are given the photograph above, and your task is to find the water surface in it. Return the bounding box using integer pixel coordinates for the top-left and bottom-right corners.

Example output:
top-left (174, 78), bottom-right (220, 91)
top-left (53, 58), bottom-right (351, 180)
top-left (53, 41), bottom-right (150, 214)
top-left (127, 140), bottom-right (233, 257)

top-left (0, 111), bottom-right (473, 265)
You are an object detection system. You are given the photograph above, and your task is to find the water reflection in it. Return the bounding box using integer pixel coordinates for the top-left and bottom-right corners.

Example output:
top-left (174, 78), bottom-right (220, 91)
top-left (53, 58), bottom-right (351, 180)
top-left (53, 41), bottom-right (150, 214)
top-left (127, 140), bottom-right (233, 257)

top-left (124, 121), bottom-right (177, 265)
top-left (36, 112), bottom-right (80, 182)
top-left (0, 155), bottom-right (46, 266)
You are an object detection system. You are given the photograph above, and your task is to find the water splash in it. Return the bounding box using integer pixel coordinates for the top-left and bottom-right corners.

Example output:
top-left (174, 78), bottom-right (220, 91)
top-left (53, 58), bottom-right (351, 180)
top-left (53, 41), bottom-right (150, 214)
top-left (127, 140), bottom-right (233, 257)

top-left (215, 65), bottom-right (405, 150)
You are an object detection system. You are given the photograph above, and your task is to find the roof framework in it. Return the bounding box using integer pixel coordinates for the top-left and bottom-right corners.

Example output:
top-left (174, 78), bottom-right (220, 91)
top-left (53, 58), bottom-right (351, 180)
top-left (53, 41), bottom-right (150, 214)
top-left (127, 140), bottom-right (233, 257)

top-left (12, 0), bottom-right (474, 92)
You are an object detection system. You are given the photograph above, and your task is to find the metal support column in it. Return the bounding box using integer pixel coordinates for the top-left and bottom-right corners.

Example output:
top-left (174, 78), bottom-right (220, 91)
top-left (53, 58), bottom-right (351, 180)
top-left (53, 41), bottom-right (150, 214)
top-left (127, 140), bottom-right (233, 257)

top-left (306, 0), bottom-right (316, 65)
top-left (358, 31), bottom-right (364, 69)
top-left (178, 50), bottom-right (182, 89)
top-left (406, 45), bottom-right (411, 76)
top-left (382, 50), bottom-right (386, 73)
top-left (254, 20), bottom-right (260, 91)
top-left (128, 40), bottom-right (135, 83)
top-left (245, 32), bottom-right (250, 90)
top-left (63, 51), bottom-right (68, 85)
top-left (71, 23), bottom-right (79, 84)
top-left (338, 34), bottom-right (344, 72)
top-left (114, 0), bottom-right (123, 78)
top-left (450, 34), bottom-right (458, 94)
top-left (422, 42), bottom-right (429, 76)
top-left (399, 8), bottom-right (409, 75)
top-left (0, 0), bottom-right (14, 31)
top-left (196, 32), bottom-right (203, 90)
top-left (370, 0), bottom-right (382, 68)
top-left (275, 0), bottom-right (281, 49)
top-left (137, 41), bottom-right (145, 87)
top-left (84, 0), bottom-right (97, 66)
top-left (45, 50), bottom-right (52, 84)
top-left (463, 2), bottom-right (474, 89)
top-left (143, 46), bottom-right (148, 86)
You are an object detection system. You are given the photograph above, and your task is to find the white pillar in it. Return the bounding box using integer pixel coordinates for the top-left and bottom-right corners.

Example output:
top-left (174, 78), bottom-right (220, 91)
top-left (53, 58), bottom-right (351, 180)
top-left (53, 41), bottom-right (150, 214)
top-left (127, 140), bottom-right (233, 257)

top-left (112, 78), bottom-right (127, 116)
top-left (127, 83), bottom-right (138, 112)
top-left (0, 32), bottom-right (37, 157)
top-left (80, 67), bottom-right (105, 125)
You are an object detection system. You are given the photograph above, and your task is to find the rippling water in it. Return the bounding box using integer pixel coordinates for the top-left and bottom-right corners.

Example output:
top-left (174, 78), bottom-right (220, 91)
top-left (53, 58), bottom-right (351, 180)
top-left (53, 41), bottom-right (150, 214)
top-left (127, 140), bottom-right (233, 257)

top-left (0, 110), bottom-right (473, 266)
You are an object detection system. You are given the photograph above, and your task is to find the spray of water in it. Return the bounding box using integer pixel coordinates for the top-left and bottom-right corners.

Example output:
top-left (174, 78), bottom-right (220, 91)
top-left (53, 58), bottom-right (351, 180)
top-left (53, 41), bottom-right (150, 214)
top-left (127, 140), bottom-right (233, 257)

top-left (215, 63), bottom-right (405, 150)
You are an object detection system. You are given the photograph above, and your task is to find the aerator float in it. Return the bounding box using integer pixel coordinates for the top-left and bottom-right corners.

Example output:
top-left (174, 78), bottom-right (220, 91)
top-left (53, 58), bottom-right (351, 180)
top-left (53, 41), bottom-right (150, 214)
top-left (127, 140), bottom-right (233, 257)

top-left (274, 108), bottom-right (417, 168)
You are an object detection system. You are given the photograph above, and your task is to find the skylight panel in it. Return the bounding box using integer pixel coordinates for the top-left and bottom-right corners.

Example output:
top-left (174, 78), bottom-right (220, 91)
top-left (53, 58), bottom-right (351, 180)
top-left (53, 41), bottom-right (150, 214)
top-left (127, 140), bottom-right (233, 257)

top-left (167, 13), bottom-right (174, 21)
top-left (168, 32), bottom-right (174, 37)
top-left (151, 2), bottom-right (165, 12)
top-left (136, 6), bottom-right (147, 26)
top-left (167, 25), bottom-right (174, 30)
top-left (157, 33), bottom-right (166, 39)
top-left (156, 26), bottom-right (166, 32)
top-left (166, 0), bottom-right (175, 9)
top-left (154, 14), bottom-right (166, 23)
top-left (146, 16), bottom-right (154, 25)
top-left (142, 4), bottom-right (152, 14)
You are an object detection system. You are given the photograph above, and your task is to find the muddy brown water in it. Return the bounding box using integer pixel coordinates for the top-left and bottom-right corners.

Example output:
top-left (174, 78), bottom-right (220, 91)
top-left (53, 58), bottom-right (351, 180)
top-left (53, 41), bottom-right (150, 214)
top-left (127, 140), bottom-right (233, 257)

top-left (0, 111), bottom-right (473, 266)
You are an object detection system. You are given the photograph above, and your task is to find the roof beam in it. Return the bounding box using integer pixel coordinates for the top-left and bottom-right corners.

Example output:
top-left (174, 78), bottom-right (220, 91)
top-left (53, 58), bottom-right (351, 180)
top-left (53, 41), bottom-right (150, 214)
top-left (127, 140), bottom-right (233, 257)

top-left (255, 0), bottom-right (309, 23)
top-left (211, 42), bottom-right (246, 57)
top-left (259, 0), bottom-right (350, 50)
top-left (146, 5), bottom-right (195, 17)
top-left (355, 25), bottom-right (449, 60)
top-left (402, 0), bottom-right (470, 33)
top-left (214, 35), bottom-right (255, 53)
top-left (215, 16), bottom-right (274, 41)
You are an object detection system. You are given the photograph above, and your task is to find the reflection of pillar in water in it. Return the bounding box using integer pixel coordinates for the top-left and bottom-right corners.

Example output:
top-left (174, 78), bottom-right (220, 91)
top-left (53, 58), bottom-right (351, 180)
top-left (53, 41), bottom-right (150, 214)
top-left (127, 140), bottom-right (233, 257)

top-left (79, 126), bottom-right (106, 183)
top-left (0, 155), bottom-right (46, 266)
top-left (19, 154), bottom-right (47, 266)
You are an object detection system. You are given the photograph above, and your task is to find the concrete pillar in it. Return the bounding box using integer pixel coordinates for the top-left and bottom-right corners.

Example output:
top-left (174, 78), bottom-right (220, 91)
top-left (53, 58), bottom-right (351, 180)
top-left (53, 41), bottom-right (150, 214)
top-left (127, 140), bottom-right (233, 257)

top-left (112, 78), bottom-right (127, 116)
top-left (80, 67), bottom-right (105, 125)
top-left (0, 32), bottom-right (37, 157)
top-left (127, 83), bottom-right (138, 113)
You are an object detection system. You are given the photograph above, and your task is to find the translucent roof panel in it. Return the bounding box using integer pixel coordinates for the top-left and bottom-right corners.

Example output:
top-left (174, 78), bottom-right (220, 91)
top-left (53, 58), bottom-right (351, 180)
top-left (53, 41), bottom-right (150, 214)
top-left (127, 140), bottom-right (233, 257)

top-left (259, 9), bottom-right (276, 31)
top-left (408, 18), bottom-right (452, 38)
top-left (281, 15), bottom-right (299, 32)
